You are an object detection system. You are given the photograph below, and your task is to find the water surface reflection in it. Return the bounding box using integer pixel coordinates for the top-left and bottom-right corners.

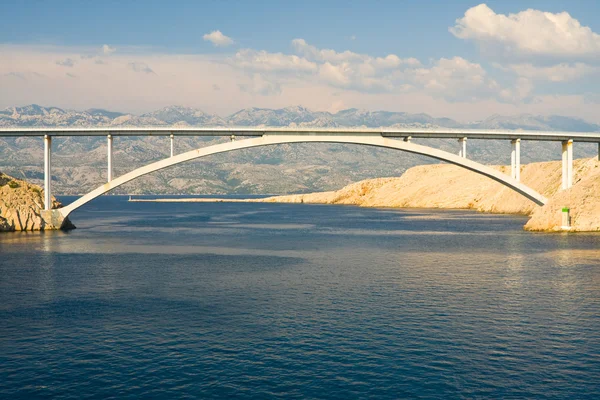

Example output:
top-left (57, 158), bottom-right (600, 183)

top-left (1, 196), bottom-right (598, 399)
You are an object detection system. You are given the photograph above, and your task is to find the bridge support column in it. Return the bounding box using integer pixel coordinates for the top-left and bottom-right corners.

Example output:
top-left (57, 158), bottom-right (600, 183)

top-left (511, 139), bottom-right (521, 181)
top-left (597, 143), bottom-right (600, 161)
top-left (170, 134), bottom-right (174, 157)
top-left (44, 135), bottom-right (52, 210)
top-left (458, 137), bottom-right (467, 158)
top-left (107, 134), bottom-right (113, 182)
top-left (562, 140), bottom-right (573, 190)
top-left (403, 136), bottom-right (411, 142)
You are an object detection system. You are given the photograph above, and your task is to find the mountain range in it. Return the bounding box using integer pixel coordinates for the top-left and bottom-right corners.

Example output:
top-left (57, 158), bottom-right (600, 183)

top-left (1, 104), bottom-right (598, 195)
top-left (3, 104), bottom-right (600, 131)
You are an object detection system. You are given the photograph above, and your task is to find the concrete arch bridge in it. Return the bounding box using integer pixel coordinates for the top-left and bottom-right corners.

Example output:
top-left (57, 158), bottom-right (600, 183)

top-left (2, 127), bottom-right (600, 226)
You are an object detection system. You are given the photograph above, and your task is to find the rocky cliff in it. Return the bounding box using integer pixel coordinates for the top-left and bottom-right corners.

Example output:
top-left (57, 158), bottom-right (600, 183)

top-left (0, 172), bottom-right (74, 231)
top-left (261, 158), bottom-right (600, 232)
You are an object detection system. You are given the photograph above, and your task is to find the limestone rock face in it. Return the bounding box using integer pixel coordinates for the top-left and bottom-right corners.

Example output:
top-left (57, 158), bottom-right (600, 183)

top-left (524, 158), bottom-right (600, 231)
top-left (0, 171), bottom-right (75, 232)
top-left (263, 158), bottom-right (600, 232)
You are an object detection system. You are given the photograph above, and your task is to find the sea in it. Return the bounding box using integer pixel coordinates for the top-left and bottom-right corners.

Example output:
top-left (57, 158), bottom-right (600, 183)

top-left (1, 196), bottom-right (599, 399)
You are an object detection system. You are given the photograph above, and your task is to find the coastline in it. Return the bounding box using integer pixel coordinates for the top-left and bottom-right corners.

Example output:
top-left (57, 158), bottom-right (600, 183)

top-left (129, 157), bottom-right (600, 232)
top-left (129, 197), bottom-right (252, 203)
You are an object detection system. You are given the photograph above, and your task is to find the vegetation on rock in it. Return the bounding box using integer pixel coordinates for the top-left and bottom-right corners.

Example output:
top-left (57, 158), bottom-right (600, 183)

top-left (0, 171), bottom-right (74, 232)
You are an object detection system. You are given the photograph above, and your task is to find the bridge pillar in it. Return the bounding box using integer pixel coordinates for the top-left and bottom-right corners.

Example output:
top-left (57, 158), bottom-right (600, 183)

top-left (170, 134), bottom-right (174, 157)
top-left (403, 136), bottom-right (411, 142)
top-left (458, 137), bottom-right (467, 158)
top-left (107, 134), bottom-right (113, 182)
top-left (562, 140), bottom-right (573, 190)
top-left (44, 135), bottom-right (52, 210)
top-left (511, 139), bottom-right (521, 181)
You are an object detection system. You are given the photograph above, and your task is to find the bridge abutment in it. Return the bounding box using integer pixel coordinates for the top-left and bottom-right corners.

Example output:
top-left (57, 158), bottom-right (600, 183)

top-left (40, 209), bottom-right (76, 230)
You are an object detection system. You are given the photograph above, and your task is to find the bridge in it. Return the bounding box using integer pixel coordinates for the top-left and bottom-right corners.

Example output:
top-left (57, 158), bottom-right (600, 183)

top-left (2, 127), bottom-right (600, 226)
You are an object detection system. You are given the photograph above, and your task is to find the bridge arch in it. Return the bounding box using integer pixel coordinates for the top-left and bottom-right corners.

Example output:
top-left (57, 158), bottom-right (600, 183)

top-left (59, 135), bottom-right (547, 217)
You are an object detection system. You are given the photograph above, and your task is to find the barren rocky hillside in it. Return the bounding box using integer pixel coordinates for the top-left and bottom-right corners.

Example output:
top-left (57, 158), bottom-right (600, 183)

top-left (260, 158), bottom-right (600, 232)
top-left (1, 104), bottom-right (598, 195)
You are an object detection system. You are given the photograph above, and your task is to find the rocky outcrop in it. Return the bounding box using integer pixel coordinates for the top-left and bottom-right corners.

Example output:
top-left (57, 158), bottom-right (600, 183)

top-left (261, 158), bottom-right (600, 232)
top-left (525, 158), bottom-right (600, 231)
top-left (0, 172), bottom-right (75, 232)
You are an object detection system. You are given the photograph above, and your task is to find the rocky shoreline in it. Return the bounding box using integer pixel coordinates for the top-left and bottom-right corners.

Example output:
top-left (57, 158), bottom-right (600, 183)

top-left (257, 157), bottom-right (600, 232)
top-left (129, 157), bottom-right (600, 232)
top-left (5, 156), bottom-right (600, 232)
top-left (0, 172), bottom-right (75, 232)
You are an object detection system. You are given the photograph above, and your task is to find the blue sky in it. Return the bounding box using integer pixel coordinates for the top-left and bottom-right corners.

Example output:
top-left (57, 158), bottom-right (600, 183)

top-left (4, 1), bottom-right (599, 57)
top-left (2, 1), bottom-right (600, 121)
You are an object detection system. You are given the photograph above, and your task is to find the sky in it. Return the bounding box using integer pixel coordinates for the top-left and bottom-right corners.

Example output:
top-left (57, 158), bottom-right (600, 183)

top-left (2, 0), bottom-right (600, 122)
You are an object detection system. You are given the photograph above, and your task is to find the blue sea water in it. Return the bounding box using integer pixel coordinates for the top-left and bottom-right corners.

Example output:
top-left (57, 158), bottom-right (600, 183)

top-left (1, 196), bottom-right (599, 399)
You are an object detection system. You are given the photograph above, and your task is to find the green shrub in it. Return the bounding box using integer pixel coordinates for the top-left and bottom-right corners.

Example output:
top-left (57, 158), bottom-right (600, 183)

top-left (7, 180), bottom-right (20, 189)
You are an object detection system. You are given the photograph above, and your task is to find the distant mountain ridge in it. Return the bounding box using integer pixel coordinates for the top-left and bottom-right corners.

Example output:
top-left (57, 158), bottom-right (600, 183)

top-left (1, 104), bottom-right (599, 196)
top-left (2, 104), bottom-right (599, 132)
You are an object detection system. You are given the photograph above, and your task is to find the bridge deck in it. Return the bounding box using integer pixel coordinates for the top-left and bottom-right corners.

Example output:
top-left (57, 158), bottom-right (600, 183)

top-left (1, 127), bottom-right (600, 142)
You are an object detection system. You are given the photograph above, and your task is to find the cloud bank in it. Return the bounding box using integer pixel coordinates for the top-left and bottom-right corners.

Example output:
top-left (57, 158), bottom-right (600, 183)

top-left (451, 4), bottom-right (600, 61)
top-left (2, 6), bottom-right (600, 123)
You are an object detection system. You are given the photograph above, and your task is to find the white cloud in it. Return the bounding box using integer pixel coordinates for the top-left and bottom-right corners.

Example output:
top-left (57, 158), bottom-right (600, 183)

top-left (292, 38), bottom-right (420, 67)
top-left (233, 41), bottom-right (402, 92)
top-left (3, 43), bottom-right (600, 122)
top-left (498, 77), bottom-right (534, 103)
top-left (409, 57), bottom-right (502, 102)
top-left (505, 63), bottom-right (597, 82)
top-left (288, 39), bottom-right (421, 92)
top-left (317, 61), bottom-right (398, 92)
top-left (231, 49), bottom-right (318, 73)
top-left (292, 39), bottom-right (364, 63)
top-left (102, 44), bottom-right (116, 55)
top-left (238, 74), bottom-right (282, 96)
top-left (203, 30), bottom-right (234, 47)
top-left (450, 4), bottom-right (600, 60)
top-left (230, 40), bottom-right (510, 99)
top-left (318, 62), bottom-right (351, 87)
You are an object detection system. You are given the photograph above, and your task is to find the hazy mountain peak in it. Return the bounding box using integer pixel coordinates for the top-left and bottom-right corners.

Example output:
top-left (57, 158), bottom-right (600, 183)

top-left (336, 108), bottom-right (359, 114)
top-left (0, 104), bottom-right (598, 132)
top-left (86, 108), bottom-right (126, 119)
top-left (227, 106), bottom-right (322, 127)
top-left (12, 104), bottom-right (65, 116)
top-left (282, 105), bottom-right (313, 113)
top-left (140, 105), bottom-right (226, 126)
